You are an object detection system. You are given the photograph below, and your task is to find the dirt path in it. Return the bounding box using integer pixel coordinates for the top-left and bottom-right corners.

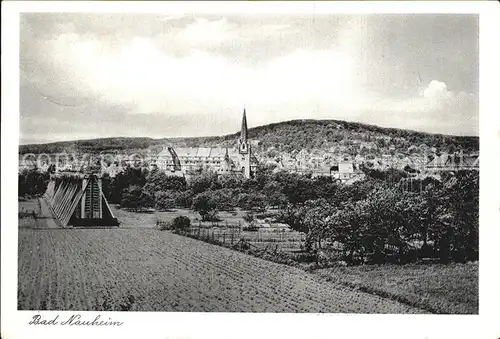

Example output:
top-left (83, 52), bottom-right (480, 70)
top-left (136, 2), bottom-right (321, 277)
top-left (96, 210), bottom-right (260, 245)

top-left (36, 198), bottom-right (60, 229)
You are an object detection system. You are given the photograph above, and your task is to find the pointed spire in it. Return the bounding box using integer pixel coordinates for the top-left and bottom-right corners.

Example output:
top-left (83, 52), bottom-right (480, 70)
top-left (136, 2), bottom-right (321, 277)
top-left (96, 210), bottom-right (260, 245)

top-left (240, 107), bottom-right (248, 144)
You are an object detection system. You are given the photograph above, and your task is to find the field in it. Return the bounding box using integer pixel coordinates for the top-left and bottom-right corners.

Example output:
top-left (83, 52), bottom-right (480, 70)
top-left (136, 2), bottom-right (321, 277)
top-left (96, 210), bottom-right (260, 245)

top-left (17, 201), bottom-right (477, 314)
top-left (19, 199), bottom-right (61, 229)
top-left (18, 200), bottom-right (41, 228)
top-left (184, 226), bottom-right (305, 253)
top-left (315, 263), bottom-right (478, 314)
top-left (17, 228), bottom-right (425, 313)
top-left (111, 205), bottom-right (305, 253)
top-left (109, 205), bottom-right (251, 229)
top-left (18, 200), bottom-right (40, 215)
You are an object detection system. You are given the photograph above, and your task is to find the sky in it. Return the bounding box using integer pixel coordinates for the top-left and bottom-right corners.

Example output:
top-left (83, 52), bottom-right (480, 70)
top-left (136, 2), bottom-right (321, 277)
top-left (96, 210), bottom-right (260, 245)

top-left (20, 13), bottom-right (479, 144)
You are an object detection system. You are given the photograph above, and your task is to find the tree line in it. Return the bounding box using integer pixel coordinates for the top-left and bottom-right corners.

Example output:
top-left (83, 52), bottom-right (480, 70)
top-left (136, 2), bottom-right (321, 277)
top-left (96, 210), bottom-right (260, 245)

top-left (102, 165), bottom-right (334, 218)
top-left (103, 165), bottom-right (478, 264)
top-left (19, 119), bottom-right (479, 156)
top-left (18, 163), bottom-right (478, 265)
top-left (278, 171), bottom-right (478, 265)
top-left (18, 168), bottom-right (51, 198)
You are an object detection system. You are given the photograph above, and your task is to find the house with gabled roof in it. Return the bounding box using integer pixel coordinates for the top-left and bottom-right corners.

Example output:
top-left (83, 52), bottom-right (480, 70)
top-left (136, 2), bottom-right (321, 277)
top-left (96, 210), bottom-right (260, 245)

top-left (154, 109), bottom-right (257, 179)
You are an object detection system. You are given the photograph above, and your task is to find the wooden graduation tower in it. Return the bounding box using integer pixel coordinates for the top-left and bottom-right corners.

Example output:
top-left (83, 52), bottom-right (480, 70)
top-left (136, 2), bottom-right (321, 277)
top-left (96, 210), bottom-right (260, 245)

top-left (44, 173), bottom-right (119, 227)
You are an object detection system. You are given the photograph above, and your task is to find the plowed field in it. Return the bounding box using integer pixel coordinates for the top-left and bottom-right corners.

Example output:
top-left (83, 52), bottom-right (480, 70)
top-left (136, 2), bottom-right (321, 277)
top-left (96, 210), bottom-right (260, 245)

top-left (18, 229), bottom-right (426, 313)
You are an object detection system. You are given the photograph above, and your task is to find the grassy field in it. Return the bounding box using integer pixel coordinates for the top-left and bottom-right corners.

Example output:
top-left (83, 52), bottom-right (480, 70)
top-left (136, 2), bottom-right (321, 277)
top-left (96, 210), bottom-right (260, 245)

top-left (109, 205), bottom-right (251, 229)
top-left (17, 228), bottom-right (425, 313)
top-left (18, 200), bottom-right (39, 215)
top-left (185, 226), bottom-right (306, 254)
top-left (110, 206), bottom-right (305, 252)
top-left (17, 202), bottom-right (478, 314)
top-left (315, 263), bottom-right (478, 314)
top-left (18, 200), bottom-right (40, 228)
top-left (18, 215), bottom-right (37, 228)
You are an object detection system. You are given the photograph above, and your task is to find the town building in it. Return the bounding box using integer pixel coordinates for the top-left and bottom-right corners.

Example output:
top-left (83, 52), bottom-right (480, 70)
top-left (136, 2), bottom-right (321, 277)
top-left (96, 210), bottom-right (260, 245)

top-left (329, 160), bottom-right (361, 182)
top-left (424, 152), bottom-right (479, 172)
top-left (154, 109), bottom-right (257, 179)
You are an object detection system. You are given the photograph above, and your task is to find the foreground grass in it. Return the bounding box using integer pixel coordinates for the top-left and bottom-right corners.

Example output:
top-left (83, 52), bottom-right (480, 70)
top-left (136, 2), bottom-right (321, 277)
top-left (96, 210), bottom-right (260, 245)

top-left (18, 228), bottom-right (424, 313)
top-left (315, 262), bottom-right (478, 314)
top-left (25, 205), bottom-right (475, 313)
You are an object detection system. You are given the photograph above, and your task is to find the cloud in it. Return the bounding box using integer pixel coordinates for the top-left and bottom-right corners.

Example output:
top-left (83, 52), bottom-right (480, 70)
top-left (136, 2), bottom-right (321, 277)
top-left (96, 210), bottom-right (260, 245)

top-left (22, 30), bottom-right (359, 117)
top-left (20, 14), bottom-right (479, 140)
top-left (351, 80), bottom-right (477, 135)
top-left (423, 80), bottom-right (449, 99)
top-left (421, 80), bottom-right (474, 111)
top-left (416, 80), bottom-right (475, 113)
top-left (361, 80), bottom-right (474, 113)
top-left (174, 16), bottom-right (294, 44)
top-left (21, 15), bottom-right (307, 112)
top-left (177, 18), bottom-right (237, 44)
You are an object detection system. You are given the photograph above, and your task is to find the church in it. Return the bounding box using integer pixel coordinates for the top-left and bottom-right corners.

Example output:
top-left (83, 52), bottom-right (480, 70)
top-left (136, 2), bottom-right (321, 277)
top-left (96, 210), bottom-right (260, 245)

top-left (154, 109), bottom-right (257, 179)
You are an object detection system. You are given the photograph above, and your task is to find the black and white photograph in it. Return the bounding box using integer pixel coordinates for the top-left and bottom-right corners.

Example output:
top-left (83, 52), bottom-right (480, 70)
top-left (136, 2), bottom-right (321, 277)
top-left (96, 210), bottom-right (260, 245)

top-left (2, 1), bottom-right (500, 338)
top-left (15, 10), bottom-right (481, 314)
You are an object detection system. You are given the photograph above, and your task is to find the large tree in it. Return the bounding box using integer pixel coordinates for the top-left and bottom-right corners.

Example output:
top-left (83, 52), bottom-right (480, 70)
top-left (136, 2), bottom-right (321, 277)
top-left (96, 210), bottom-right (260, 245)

top-left (432, 171), bottom-right (479, 262)
top-left (192, 191), bottom-right (219, 221)
top-left (18, 168), bottom-right (50, 197)
top-left (145, 169), bottom-right (187, 193)
top-left (236, 192), bottom-right (268, 212)
top-left (188, 171), bottom-right (221, 195)
top-left (108, 167), bottom-right (148, 203)
top-left (120, 185), bottom-right (154, 211)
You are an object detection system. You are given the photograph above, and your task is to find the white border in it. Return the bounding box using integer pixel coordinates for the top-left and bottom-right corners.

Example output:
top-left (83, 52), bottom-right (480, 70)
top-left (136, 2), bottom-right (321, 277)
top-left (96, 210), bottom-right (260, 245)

top-left (2, 2), bottom-right (500, 339)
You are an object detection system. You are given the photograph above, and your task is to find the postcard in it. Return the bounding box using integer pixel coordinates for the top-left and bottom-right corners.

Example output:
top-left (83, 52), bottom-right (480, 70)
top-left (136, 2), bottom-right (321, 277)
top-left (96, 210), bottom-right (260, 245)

top-left (2, 1), bottom-right (499, 339)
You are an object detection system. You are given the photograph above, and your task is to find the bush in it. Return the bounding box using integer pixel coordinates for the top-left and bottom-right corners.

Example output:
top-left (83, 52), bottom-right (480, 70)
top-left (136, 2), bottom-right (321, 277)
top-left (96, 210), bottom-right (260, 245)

top-left (243, 212), bottom-right (255, 223)
top-left (158, 221), bottom-right (171, 231)
top-left (254, 211), bottom-right (279, 220)
top-left (154, 191), bottom-right (176, 211)
top-left (171, 216), bottom-right (191, 233)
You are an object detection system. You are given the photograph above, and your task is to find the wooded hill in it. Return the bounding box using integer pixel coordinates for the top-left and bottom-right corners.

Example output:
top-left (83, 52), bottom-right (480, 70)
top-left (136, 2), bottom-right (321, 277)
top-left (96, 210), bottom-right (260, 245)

top-left (19, 119), bottom-right (479, 156)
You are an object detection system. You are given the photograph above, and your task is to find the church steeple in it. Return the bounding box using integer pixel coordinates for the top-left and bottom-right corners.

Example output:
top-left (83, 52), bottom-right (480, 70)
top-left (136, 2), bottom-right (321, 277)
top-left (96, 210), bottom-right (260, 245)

top-left (238, 108), bottom-right (249, 155)
top-left (222, 147), bottom-right (231, 172)
top-left (237, 107), bottom-right (251, 178)
top-left (240, 108), bottom-right (248, 144)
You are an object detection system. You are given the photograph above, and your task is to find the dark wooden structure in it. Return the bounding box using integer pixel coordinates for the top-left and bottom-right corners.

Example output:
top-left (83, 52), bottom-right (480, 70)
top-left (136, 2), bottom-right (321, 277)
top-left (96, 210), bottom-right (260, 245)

top-left (43, 172), bottom-right (118, 227)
